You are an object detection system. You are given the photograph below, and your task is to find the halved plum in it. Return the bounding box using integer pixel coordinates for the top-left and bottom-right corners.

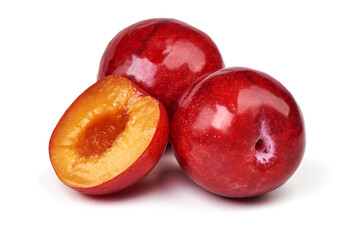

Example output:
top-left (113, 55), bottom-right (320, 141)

top-left (49, 76), bottom-right (169, 195)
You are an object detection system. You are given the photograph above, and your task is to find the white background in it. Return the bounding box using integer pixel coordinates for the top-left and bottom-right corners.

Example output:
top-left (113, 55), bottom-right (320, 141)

top-left (1, 0), bottom-right (358, 239)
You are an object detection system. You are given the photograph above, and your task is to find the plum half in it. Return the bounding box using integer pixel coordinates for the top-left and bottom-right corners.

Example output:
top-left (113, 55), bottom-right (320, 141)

top-left (49, 76), bottom-right (169, 195)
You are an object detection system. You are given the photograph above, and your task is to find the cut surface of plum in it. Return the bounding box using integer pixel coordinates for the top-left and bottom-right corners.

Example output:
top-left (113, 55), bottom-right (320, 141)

top-left (49, 76), bottom-right (167, 191)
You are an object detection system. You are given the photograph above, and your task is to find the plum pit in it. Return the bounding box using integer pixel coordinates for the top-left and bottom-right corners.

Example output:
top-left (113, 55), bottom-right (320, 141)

top-left (76, 109), bottom-right (129, 158)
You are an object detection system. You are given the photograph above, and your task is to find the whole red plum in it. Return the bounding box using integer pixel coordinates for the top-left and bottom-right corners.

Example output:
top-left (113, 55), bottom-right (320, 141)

top-left (170, 67), bottom-right (306, 198)
top-left (97, 18), bottom-right (224, 117)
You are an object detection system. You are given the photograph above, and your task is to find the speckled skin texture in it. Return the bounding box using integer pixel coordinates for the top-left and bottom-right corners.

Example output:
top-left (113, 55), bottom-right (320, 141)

top-left (170, 67), bottom-right (305, 198)
top-left (97, 18), bottom-right (224, 117)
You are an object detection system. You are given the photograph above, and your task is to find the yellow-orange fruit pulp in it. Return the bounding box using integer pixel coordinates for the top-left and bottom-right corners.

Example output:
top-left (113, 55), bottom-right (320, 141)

top-left (49, 76), bottom-right (163, 189)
